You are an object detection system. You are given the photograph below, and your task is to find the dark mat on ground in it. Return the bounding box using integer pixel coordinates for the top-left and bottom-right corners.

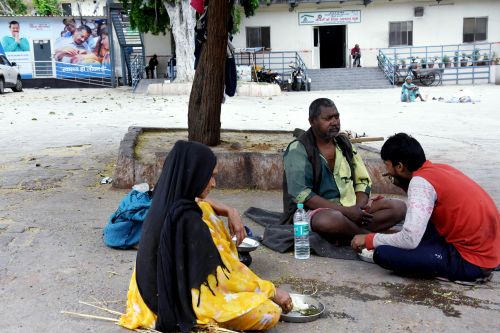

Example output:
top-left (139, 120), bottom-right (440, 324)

top-left (244, 207), bottom-right (358, 260)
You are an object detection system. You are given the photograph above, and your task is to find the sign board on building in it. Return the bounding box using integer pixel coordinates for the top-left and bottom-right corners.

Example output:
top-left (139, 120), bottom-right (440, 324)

top-left (0, 17), bottom-right (110, 79)
top-left (298, 10), bottom-right (361, 25)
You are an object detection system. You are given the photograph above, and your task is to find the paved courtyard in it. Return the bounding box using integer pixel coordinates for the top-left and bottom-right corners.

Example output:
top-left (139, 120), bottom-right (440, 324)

top-left (0, 85), bottom-right (499, 332)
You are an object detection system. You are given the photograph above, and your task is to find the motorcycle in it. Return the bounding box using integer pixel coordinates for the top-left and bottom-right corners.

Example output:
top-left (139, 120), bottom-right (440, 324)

top-left (287, 63), bottom-right (311, 92)
top-left (255, 67), bottom-right (281, 85)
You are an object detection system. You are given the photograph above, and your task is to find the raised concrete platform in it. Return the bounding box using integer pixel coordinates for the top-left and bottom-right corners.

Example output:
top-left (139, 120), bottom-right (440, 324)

top-left (113, 127), bottom-right (403, 195)
top-left (237, 82), bottom-right (282, 97)
top-left (142, 81), bottom-right (281, 97)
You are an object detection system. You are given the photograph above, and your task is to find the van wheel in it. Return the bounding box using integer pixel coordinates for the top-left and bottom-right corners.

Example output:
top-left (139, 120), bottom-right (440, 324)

top-left (12, 78), bottom-right (23, 92)
top-left (0, 78), bottom-right (4, 94)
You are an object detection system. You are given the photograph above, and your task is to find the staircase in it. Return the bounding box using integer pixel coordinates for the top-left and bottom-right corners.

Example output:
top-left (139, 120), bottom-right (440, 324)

top-left (308, 67), bottom-right (394, 91)
top-left (109, 3), bottom-right (145, 88)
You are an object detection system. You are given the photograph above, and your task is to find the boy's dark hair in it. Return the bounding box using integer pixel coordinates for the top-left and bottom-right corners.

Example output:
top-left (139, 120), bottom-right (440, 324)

top-left (9, 21), bottom-right (19, 27)
top-left (381, 133), bottom-right (426, 171)
top-left (309, 98), bottom-right (336, 120)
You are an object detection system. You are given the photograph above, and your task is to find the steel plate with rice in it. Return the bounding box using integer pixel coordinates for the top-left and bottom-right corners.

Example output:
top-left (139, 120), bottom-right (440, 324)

top-left (280, 293), bottom-right (325, 323)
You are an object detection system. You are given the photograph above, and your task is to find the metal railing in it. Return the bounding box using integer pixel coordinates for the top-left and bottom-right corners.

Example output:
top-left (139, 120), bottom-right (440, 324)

top-left (378, 42), bottom-right (494, 85)
top-left (130, 54), bottom-right (144, 90)
top-left (233, 49), bottom-right (308, 82)
top-left (13, 60), bottom-right (113, 87)
top-left (54, 61), bottom-right (113, 87)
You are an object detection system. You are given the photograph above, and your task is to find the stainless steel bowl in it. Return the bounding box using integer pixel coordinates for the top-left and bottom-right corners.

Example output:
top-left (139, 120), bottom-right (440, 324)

top-left (280, 293), bottom-right (325, 323)
top-left (236, 237), bottom-right (260, 253)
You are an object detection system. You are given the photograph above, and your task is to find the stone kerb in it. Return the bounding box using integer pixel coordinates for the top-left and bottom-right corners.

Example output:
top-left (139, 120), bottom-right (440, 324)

top-left (236, 82), bottom-right (282, 97)
top-left (113, 127), bottom-right (403, 195)
top-left (145, 82), bottom-right (281, 97)
top-left (146, 82), bottom-right (192, 95)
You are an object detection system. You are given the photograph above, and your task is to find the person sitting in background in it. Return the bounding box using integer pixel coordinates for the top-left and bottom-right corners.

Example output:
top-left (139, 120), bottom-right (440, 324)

top-left (401, 76), bottom-right (425, 102)
top-left (119, 140), bottom-right (292, 332)
top-left (352, 133), bottom-right (499, 284)
top-left (145, 54), bottom-right (158, 79)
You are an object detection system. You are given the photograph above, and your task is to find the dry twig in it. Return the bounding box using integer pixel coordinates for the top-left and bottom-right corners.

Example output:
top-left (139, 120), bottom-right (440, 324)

top-left (79, 300), bottom-right (123, 316)
top-left (61, 310), bottom-right (118, 322)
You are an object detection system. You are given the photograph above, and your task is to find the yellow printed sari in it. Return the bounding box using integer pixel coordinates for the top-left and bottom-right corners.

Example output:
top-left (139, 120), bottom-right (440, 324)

top-left (119, 201), bottom-right (281, 331)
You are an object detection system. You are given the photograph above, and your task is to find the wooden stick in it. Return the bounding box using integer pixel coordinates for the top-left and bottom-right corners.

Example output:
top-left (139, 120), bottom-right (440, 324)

top-left (79, 300), bottom-right (123, 316)
top-left (134, 328), bottom-right (162, 333)
top-left (201, 325), bottom-right (240, 333)
top-left (61, 310), bottom-right (118, 322)
top-left (350, 136), bottom-right (384, 143)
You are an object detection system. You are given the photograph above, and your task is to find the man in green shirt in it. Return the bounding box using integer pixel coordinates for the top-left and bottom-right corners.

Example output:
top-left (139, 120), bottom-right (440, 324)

top-left (2, 21), bottom-right (30, 52)
top-left (282, 98), bottom-right (406, 241)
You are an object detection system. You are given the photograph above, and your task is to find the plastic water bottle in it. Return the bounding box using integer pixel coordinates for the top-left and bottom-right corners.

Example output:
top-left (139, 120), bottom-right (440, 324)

top-left (294, 203), bottom-right (310, 259)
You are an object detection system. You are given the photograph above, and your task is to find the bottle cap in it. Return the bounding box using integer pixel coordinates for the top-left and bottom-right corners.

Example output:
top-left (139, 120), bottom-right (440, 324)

top-left (297, 203), bottom-right (304, 209)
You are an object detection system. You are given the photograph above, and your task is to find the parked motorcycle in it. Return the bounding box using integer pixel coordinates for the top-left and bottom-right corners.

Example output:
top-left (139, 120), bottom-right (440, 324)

top-left (255, 67), bottom-right (281, 85)
top-left (287, 63), bottom-right (311, 91)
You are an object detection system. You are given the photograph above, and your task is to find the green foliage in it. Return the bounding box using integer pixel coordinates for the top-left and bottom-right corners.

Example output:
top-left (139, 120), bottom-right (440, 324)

top-left (33, 0), bottom-right (62, 16)
top-left (442, 55), bottom-right (450, 63)
top-left (7, 0), bottom-right (27, 14)
top-left (231, 5), bottom-right (242, 35)
top-left (240, 0), bottom-right (260, 17)
top-left (119, 0), bottom-right (257, 35)
top-left (120, 0), bottom-right (170, 35)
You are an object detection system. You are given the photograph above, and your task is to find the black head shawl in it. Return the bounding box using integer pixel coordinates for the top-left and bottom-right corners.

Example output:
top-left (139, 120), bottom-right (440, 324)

top-left (135, 140), bottom-right (227, 332)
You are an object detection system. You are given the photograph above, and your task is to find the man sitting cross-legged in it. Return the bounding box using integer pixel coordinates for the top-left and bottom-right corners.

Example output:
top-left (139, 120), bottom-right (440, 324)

top-left (351, 133), bottom-right (499, 282)
top-left (281, 98), bottom-right (406, 243)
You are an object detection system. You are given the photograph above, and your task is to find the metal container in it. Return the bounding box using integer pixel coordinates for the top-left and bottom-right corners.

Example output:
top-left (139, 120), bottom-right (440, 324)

top-left (280, 293), bottom-right (325, 323)
top-left (236, 237), bottom-right (260, 253)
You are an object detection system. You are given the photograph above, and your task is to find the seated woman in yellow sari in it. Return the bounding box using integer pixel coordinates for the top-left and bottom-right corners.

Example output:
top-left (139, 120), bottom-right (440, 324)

top-left (119, 140), bottom-right (292, 332)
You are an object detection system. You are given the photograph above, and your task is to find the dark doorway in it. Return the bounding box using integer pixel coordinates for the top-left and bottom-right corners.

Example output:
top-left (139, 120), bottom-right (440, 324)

top-left (319, 25), bottom-right (346, 68)
top-left (33, 40), bottom-right (53, 77)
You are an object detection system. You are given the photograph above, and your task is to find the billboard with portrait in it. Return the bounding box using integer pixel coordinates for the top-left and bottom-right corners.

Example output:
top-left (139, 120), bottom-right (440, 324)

top-left (0, 17), bottom-right (110, 79)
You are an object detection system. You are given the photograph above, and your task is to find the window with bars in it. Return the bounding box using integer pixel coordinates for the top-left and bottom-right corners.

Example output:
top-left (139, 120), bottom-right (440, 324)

top-left (61, 3), bottom-right (72, 16)
top-left (246, 27), bottom-right (271, 49)
top-left (463, 17), bottom-right (487, 43)
top-left (389, 21), bottom-right (413, 47)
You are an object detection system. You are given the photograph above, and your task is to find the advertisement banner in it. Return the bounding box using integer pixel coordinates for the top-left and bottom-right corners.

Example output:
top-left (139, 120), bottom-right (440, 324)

top-left (3, 51), bottom-right (32, 78)
top-left (0, 17), bottom-right (110, 79)
top-left (0, 19), bottom-right (32, 77)
top-left (298, 10), bottom-right (361, 25)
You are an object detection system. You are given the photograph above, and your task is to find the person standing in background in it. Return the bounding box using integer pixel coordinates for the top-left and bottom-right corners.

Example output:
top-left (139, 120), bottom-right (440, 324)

top-left (351, 44), bottom-right (361, 67)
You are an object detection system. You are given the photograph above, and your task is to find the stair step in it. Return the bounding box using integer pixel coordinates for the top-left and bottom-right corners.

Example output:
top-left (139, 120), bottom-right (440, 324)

top-left (307, 67), bottom-right (392, 90)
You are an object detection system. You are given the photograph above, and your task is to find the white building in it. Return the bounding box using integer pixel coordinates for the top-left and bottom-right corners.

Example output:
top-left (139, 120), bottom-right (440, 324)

top-left (232, 0), bottom-right (500, 68)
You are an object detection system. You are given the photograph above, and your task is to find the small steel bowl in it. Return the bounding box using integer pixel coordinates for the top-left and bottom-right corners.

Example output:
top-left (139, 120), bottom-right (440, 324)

top-left (236, 237), bottom-right (260, 253)
top-left (280, 293), bottom-right (325, 323)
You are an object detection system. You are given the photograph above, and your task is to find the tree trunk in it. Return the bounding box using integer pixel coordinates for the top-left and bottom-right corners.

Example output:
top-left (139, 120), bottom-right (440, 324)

top-left (187, 0), bottom-right (229, 146)
top-left (164, 0), bottom-right (196, 82)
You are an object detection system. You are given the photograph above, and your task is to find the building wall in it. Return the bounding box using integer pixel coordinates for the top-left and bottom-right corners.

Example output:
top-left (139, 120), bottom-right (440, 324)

top-left (233, 0), bottom-right (500, 68)
top-left (143, 32), bottom-right (173, 78)
top-left (59, 0), bottom-right (105, 16)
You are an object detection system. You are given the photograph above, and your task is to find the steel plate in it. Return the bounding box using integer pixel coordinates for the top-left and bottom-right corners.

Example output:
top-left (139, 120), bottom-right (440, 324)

top-left (280, 294), bottom-right (325, 323)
